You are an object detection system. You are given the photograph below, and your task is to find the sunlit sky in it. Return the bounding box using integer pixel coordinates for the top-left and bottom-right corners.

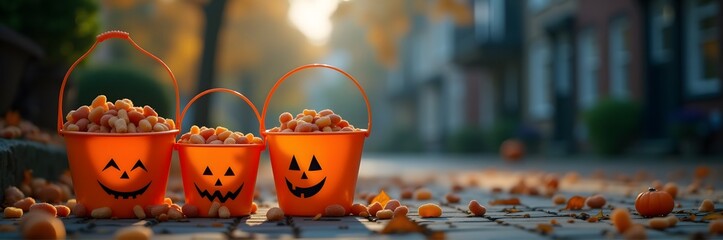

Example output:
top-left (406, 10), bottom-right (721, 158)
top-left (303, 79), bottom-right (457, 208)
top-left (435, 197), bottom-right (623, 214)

top-left (287, 0), bottom-right (340, 46)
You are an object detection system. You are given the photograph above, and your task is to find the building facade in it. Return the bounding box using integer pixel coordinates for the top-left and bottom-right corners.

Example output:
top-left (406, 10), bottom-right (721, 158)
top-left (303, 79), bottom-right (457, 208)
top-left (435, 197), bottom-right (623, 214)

top-left (522, 0), bottom-right (577, 154)
top-left (523, 0), bottom-right (722, 155)
top-left (387, 0), bottom-right (523, 152)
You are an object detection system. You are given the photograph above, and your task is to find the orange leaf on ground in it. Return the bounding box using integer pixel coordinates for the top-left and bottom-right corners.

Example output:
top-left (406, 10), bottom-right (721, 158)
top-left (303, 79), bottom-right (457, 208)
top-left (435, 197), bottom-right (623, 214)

top-left (565, 196), bottom-right (586, 210)
top-left (489, 198), bottom-right (521, 206)
top-left (371, 190), bottom-right (391, 207)
top-left (380, 214), bottom-right (424, 234)
top-left (587, 209), bottom-right (605, 222)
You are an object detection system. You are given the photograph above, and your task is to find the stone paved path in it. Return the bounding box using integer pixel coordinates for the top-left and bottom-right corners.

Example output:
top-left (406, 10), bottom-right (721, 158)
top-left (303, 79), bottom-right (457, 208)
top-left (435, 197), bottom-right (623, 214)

top-left (1, 155), bottom-right (722, 239)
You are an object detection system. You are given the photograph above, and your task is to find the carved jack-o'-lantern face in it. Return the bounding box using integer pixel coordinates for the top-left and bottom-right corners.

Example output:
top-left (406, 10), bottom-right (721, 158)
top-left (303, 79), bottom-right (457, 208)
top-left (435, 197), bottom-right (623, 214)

top-left (98, 159), bottom-right (151, 199)
top-left (285, 155), bottom-right (326, 198)
top-left (194, 166), bottom-right (244, 203)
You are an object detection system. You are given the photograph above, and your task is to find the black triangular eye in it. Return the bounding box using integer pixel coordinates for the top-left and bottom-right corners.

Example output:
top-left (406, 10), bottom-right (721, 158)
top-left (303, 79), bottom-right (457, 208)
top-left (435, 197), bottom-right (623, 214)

top-left (289, 156), bottom-right (300, 171)
top-left (103, 159), bottom-right (120, 171)
top-left (309, 155), bottom-right (321, 171)
top-left (203, 166), bottom-right (213, 175)
top-left (224, 167), bottom-right (234, 176)
top-left (131, 159), bottom-right (147, 171)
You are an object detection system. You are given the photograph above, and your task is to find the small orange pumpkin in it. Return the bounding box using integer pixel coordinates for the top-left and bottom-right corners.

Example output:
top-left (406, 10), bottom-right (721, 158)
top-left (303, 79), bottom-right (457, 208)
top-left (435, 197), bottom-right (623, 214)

top-left (635, 187), bottom-right (674, 217)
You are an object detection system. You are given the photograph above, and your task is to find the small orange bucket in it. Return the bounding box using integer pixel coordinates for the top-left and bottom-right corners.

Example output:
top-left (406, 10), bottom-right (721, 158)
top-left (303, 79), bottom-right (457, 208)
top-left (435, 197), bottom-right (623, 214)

top-left (261, 64), bottom-right (372, 216)
top-left (176, 88), bottom-right (264, 217)
top-left (57, 31), bottom-right (180, 218)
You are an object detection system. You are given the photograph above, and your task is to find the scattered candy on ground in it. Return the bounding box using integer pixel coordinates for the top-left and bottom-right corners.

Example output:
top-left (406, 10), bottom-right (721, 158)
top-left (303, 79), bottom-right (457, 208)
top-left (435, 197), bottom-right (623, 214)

top-left (1, 157), bottom-right (722, 239)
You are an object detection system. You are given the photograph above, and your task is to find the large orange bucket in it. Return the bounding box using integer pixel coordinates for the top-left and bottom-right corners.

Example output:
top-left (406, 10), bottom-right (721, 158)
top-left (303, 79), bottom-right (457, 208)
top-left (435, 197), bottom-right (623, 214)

top-left (176, 88), bottom-right (264, 217)
top-left (261, 64), bottom-right (372, 216)
top-left (57, 31), bottom-right (180, 218)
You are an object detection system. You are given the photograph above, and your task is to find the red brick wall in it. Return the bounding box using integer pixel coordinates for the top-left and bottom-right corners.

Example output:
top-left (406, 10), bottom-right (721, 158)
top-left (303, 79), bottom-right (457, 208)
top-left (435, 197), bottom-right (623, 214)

top-left (576, 0), bottom-right (644, 100)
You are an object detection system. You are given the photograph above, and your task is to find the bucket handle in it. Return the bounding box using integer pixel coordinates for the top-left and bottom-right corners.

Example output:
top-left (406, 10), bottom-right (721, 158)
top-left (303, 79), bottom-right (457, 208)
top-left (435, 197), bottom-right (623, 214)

top-left (57, 30), bottom-right (181, 134)
top-left (260, 64), bottom-right (372, 137)
top-left (178, 88), bottom-right (264, 145)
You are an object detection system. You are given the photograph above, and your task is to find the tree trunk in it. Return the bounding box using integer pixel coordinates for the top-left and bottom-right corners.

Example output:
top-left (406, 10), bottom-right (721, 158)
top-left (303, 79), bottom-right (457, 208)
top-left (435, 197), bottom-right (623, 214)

top-left (193, 0), bottom-right (227, 127)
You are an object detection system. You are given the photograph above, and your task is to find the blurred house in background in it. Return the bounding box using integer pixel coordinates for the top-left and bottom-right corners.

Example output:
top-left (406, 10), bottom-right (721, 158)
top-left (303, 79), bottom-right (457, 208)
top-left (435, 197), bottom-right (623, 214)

top-left (453, 0), bottom-right (524, 145)
top-left (387, 0), bottom-right (522, 153)
top-left (389, 0), bottom-right (722, 155)
top-left (639, 0), bottom-right (722, 155)
top-left (388, 3), bottom-right (460, 152)
top-left (523, 0), bottom-right (577, 154)
top-left (448, 0), bottom-right (524, 151)
top-left (574, 0), bottom-right (644, 153)
top-left (525, 0), bottom-right (722, 155)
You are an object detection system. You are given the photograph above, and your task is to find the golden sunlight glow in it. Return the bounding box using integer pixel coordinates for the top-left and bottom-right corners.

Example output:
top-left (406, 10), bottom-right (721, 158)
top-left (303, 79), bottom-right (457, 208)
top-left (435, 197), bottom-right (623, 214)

top-left (288, 0), bottom-right (340, 46)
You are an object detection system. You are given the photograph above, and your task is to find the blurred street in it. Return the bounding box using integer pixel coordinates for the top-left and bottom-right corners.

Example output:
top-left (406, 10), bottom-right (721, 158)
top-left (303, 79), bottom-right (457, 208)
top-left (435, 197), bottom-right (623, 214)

top-left (2, 0), bottom-right (723, 239)
top-left (3, 154), bottom-right (722, 239)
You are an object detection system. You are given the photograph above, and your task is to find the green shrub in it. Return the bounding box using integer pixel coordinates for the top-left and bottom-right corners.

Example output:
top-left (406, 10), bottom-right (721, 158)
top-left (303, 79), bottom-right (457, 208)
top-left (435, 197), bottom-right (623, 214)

top-left (583, 99), bottom-right (641, 155)
top-left (0, 0), bottom-right (99, 64)
top-left (484, 118), bottom-right (518, 151)
top-left (380, 127), bottom-right (424, 152)
top-left (74, 65), bottom-right (173, 117)
top-left (446, 126), bottom-right (486, 153)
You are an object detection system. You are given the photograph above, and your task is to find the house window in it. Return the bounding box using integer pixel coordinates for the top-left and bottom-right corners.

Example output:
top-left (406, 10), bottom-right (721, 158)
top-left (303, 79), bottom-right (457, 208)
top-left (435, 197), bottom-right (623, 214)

top-left (420, 86), bottom-right (441, 144)
top-left (527, 38), bottom-right (552, 120)
top-left (577, 28), bottom-right (598, 109)
top-left (649, 0), bottom-right (675, 63)
top-left (527, 0), bottom-right (550, 14)
top-left (684, 0), bottom-right (720, 97)
top-left (490, 0), bottom-right (505, 42)
top-left (474, 0), bottom-right (490, 42)
top-left (475, 0), bottom-right (505, 43)
top-left (609, 16), bottom-right (630, 99)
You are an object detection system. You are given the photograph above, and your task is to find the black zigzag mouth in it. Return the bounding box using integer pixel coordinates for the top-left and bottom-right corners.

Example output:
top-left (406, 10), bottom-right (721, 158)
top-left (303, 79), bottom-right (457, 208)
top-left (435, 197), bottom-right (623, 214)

top-left (194, 183), bottom-right (244, 203)
top-left (98, 181), bottom-right (151, 199)
top-left (285, 177), bottom-right (326, 198)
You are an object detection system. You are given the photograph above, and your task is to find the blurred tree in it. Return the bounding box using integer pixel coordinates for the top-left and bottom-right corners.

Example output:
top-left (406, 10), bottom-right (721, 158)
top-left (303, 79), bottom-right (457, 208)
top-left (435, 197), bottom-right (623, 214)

top-left (0, 0), bottom-right (99, 65)
top-left (99, 1), bottom-right (315, 131)
top-left (0, 0), bottom-right (99, 129)
top-left (193, 0), bottom-right (228, 127)
top-left (332, 0), bottom-right (471, 67)
top-left (215, 1), bottom-right (318, 131)
top-left (447, 126), bottom-right (487, 153)
top-left (101, 0), bottom-right (202, 94)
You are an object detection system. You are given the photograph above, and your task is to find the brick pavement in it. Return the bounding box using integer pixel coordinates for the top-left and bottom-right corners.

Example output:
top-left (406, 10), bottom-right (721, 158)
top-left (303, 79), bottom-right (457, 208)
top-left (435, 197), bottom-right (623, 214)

top-left (1, 156), bottom-right (722, 239)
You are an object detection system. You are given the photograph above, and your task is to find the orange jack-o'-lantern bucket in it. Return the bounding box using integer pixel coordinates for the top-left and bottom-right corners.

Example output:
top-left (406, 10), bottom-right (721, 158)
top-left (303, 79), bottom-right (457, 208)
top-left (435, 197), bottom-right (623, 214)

top-left (261, 64), bottom-right (372, 216)
top-left (57, 31), bottom-right (180, 218)
top-left (176, 88), bottom-right (264, 217)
